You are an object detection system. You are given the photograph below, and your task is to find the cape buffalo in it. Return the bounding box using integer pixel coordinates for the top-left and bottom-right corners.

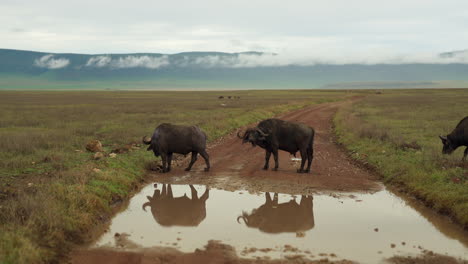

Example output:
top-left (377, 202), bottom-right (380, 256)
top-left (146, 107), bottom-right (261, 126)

top-left (237, 193), bottom-right (314, 234)
top-left (143, 123), bottom-right (210, 172)
top-left (439, 116), bottom-right (468, 161)
top-left (238, 118), bottom-right (315, 173)
top-left (142, 184), bottom-right (209, 227)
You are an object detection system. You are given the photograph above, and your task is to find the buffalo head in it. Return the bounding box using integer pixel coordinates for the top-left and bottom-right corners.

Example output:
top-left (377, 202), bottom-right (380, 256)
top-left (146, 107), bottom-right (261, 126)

top-left (237, 128), bottom-right (269, 147)
top-left (439, 135), bottom-right (457, 155)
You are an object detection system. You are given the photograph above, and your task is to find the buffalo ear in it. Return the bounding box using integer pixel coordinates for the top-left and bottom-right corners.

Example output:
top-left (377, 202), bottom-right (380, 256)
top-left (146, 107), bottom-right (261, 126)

top-left (439, 135), bottom-right (448, 143)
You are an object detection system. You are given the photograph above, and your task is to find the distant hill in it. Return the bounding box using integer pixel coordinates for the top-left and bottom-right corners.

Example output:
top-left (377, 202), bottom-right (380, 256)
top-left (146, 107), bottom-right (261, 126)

top-left (1, 48), bottom-right (468, 89)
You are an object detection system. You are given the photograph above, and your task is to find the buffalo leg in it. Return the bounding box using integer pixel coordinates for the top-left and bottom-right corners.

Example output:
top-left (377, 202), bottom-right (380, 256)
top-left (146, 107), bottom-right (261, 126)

top-left (263, 151), bottom-right (271, 170)
top-left (167, 184), bottom-right (173, 198)
top-left (298, 148), bottom-right (307, 173)
top-left (189, 184), bottom-right (198, 199)
top-left (265, 192), bottom-right (272, 204)
top-left (463, 147), bottom-right (468, 161)
top-left (166, 153), bottom-right (173, 172)
top-left (161, 153), bottom-right (168, 173)
top-left (185, 151), bottom-right (198, 171)
top-left (272, 148), bottom-right (279, 171)
top-left (306, 147), bottom-right (313, 173)
top-left (199, 150), bottom-right (210, 171)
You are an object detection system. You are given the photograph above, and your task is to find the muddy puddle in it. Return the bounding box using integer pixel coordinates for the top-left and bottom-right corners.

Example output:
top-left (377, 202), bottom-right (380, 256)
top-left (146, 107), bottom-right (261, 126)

top-left (93, 183), bottom-right (468, 263)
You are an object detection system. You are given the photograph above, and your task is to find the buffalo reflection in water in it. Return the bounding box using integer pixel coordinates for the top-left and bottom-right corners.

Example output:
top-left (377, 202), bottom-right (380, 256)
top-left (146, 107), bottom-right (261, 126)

top-left (142, 184), bottom-right (209, 227)
top-left (237, 193), bottom-right (314, 234)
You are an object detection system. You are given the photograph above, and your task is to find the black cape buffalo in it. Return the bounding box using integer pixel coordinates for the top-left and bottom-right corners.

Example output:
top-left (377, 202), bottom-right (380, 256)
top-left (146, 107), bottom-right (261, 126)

top-left (142, 184), bottom-right (209, 227)
top-left (237, 193), bottom-right (314, 234)
top-left (143, 123), bottom-right (210, 172)
top-left (238, 118), bottom-right (315, 173)
top-left (440, 116), bottom-right (468, 161)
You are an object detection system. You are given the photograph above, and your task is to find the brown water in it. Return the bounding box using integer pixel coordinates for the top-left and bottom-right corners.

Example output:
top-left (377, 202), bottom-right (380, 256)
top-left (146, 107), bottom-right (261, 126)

top-left (93, 183), bottom-right (468, 263)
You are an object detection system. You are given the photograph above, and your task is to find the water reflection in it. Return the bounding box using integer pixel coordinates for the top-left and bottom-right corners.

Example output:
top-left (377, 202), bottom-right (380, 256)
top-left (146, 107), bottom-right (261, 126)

top-left (237, 193), bottom-right (314, 234)
top-left (142, 183), bottom-right (209, 227)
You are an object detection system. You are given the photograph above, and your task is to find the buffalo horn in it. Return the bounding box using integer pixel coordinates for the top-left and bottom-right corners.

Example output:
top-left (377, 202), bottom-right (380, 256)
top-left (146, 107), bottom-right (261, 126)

top-left (256, 128), bottom-right (268, 137)
top-left (142, 202), bottom-right (151, 212)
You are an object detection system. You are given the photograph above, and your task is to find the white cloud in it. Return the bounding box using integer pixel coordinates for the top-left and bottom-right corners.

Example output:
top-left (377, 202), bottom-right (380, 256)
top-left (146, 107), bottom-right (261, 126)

top-left (85, 55), bottom-right (169, 69)
top-left (34, 54), bottom-right (70, 69)
top-left (173, 51), bottom-right (468, 68)
top-left (85, 56), bottom-right (111, 67)
top-left (112, 55), bottom-right (169, 69)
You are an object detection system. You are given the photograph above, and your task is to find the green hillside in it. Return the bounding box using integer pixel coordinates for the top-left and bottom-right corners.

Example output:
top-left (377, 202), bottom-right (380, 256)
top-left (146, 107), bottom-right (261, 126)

top-left (1, 48), bottom-right (468, 89)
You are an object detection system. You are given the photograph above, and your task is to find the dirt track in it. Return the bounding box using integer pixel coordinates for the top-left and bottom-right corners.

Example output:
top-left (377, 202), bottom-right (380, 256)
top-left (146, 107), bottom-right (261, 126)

top-left (147, 100), bottom-right (381, 194)
top-left (70, 100), bottom-right (387, 264)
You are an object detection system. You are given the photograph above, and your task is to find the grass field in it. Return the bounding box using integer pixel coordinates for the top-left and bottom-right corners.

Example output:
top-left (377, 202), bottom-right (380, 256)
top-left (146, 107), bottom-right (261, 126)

top-left (0, 90), bottom-right (352, 264)
top-left (334, 89), bottom-right (468, 228)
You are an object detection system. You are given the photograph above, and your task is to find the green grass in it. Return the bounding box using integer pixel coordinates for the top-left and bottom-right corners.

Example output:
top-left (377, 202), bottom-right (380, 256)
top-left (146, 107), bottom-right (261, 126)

top-left (0, 90), bottom-right (353, 264)
top-left (334, 89), bottom-right (468, 228)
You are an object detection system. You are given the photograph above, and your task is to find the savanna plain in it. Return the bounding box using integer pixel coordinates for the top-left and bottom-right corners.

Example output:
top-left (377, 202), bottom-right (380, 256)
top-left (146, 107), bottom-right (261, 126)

top-left (0, 89), bottom-right (467, 264)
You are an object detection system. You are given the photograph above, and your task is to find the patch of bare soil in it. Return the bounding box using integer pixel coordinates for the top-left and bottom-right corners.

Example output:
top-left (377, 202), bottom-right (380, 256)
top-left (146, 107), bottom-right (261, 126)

top-left (69, 100), bottom-right (384, 263)
top-left (147, 100), bottom-right (382, 195)
top-left (70, 240), bottom-right (356, 264)
top-left (386, 252), bottom-right (468, 264)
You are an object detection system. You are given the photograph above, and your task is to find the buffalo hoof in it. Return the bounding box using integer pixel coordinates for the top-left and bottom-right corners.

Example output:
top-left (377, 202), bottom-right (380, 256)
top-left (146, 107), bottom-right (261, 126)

top-left (297, 169), bottom-right (304, 173)
top-left (262, 167), bottom-right (268, 170)
top-left (272, 168), bottom-right (278, 171)
top-left (204, 167), bottom-right (210, 172)
top-left (184, 168), bottom-right (191, 171)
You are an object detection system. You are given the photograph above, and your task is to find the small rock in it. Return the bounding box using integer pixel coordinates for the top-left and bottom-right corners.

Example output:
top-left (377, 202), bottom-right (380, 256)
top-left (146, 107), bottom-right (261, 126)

top-left (93, 152), bottom-right (104, 160)
top-left (374, 228), bottom-right (379, 232)
top-left (391, 243), bottom-right (396, 248)
top-left (92, 168), bottom-right (102, 173)
top-left (27, 183), bottom-right (33, 187)
top-left (296, 232), bottom-right (305, 237)
top-left (109, 153), bottom-right (117, 158)
top-left (86, 140), bottom-right (103, 152)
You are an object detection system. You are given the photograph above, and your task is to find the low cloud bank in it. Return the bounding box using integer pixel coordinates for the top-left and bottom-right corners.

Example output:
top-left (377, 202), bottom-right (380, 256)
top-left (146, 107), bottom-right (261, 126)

top-left (34, 55), bottom-right (70, 69)
top-left (85, 55), bottom-right (169, 69)
top-left (183, 51), bottom-right (468, 68)
top-left (35, 50), bottom-right (468, 70)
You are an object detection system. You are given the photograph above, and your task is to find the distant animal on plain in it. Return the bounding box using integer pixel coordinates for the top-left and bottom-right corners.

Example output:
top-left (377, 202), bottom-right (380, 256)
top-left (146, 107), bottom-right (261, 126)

top-left (143, 123), bottom-right (210, 172)
top-left (237, 118), bottom-right (315, 173)
top-left (228, 96), bottom-right (232, 99)
top-left (439, 116), bottom-right (468, 161)
top-left (218, 96), bottom-right (224, 99)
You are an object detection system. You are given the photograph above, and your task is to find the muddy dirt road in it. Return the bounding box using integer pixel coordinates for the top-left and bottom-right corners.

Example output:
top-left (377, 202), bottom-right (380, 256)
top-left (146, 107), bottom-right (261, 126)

top-left (70, 101), bottom-right (468, 264)
top-left (148, 101), bottom-right (381, 194)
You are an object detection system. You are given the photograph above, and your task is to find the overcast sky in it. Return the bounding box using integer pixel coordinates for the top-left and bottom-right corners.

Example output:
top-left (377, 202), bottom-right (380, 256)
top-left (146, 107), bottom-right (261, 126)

top-left (2, 0), bottom-right (468, 60)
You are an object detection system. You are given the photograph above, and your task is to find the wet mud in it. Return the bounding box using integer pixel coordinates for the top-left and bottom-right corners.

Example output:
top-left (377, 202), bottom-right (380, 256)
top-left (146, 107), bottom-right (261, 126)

top-left (75, 183), bottom-right (467, 264)
top-left (70, 101), bottom-right (468, 263)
